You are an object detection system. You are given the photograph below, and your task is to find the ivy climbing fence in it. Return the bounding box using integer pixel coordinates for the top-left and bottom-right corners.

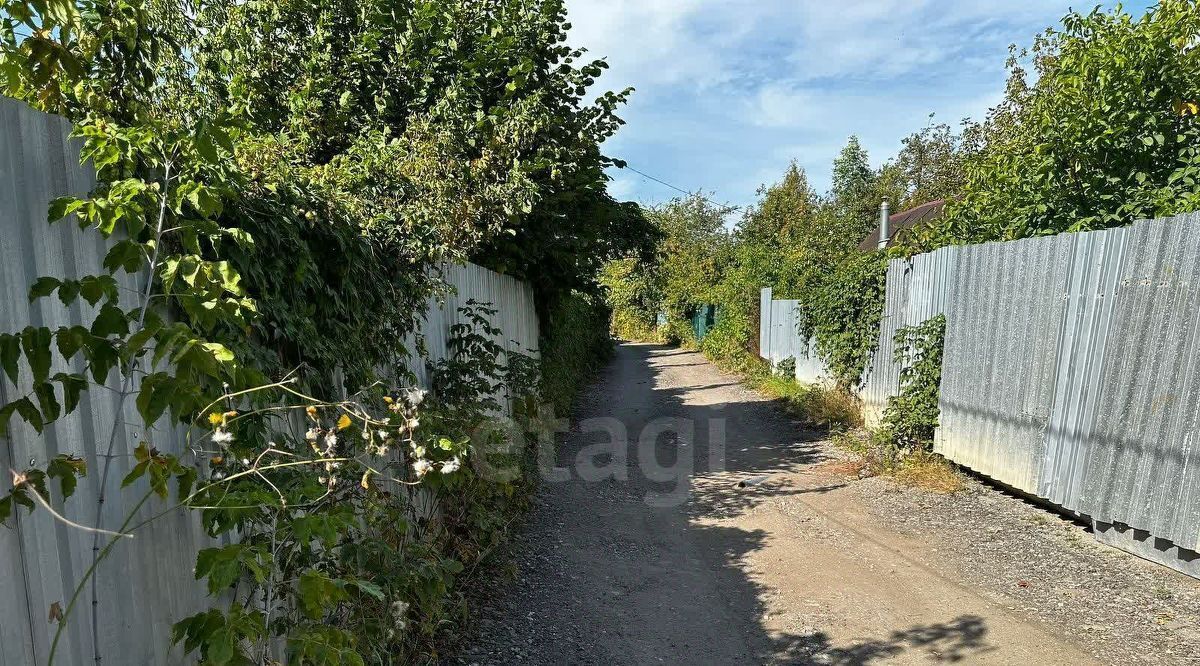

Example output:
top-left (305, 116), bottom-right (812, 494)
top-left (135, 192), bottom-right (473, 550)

top-left (759, 213), bottom-right (1200, 579)
top-left (0, 97), bottom-right (539, 665)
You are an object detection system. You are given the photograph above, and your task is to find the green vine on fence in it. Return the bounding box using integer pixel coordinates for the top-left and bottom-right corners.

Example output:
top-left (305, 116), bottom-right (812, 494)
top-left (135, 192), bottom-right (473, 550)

top-left (796, 251), bottom-right (889, 390)
top-left (0, 0), bottom-right (633, 663)
top-left (875, 314), bottom-right (947, 452)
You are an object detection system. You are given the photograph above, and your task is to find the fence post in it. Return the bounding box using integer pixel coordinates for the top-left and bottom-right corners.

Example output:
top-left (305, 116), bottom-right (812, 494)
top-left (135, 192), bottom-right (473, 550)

top-left (759, 287), bottom-right (772, 362)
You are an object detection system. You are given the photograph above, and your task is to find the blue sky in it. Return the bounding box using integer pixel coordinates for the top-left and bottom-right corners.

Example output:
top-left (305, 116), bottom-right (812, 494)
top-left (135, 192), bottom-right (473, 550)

top-left (566, 0), bottom-right (1155, 214)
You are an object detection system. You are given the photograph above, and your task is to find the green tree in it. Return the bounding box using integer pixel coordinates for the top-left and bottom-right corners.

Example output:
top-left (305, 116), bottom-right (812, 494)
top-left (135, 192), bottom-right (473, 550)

top-left (0, 0), bottom-right (644, 661)
top-left (698, 164), bottom-right (817, 365)
top-left (830, 136), bottom-right (878, 230)
top-left (931, 1), bottom-right (1200, 245)
top-left (653, 194), bottom-right (731, 342)
top-left (893, 120), bottom-right (966, 208)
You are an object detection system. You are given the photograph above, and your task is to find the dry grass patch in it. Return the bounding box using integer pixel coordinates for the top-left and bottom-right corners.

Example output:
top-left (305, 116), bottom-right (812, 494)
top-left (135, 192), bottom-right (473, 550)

top-left (833, 431), bottom-right (966, 494)
top-left (754, 374), bottom-right (863, 429)
top-left (890, 451), bottom-right (966, 494)
top-left (819, 458), bottom-right (872, 478)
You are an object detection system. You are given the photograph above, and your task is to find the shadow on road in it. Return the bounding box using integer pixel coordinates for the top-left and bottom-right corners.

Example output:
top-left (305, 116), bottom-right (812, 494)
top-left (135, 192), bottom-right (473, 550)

top-left (455, 342), bottom-right (996, 665)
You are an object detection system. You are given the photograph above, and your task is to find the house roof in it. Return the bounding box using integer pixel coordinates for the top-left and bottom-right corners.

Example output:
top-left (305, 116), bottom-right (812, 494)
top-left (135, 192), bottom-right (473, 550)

top-left (858, 199), bottom-right (945, 251)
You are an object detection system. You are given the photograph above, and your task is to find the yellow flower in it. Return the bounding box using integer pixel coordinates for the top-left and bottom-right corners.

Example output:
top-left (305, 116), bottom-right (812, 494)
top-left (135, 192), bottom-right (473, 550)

top-left (336, 413), bottom-right (352, 431)
top-left (383, 396), bottom-right (394, 405)
top-left (305, 406), bottom-right (318, 418)
top-left (207, 413), bottom-right (224, 427)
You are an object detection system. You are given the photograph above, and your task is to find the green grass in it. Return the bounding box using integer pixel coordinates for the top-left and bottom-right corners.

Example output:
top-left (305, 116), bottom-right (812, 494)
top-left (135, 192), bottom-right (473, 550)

top-left (751, 372), bottom-right (863, 429)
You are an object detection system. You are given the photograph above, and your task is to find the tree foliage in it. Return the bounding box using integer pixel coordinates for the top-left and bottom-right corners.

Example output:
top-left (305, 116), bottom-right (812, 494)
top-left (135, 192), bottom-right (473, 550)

top-left (795, 251), bottom-right (889, 389)
top-left (0, 0), bottom-right (640, 662)
top-left (875, 315), bottom-right (947, 451)
top-left (930, 1), bottom-right (1200, 245)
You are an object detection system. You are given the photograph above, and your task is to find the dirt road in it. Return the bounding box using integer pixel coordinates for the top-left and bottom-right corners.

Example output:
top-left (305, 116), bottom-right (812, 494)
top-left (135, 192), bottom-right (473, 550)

top-left (455, 343), bottom-right (1200, 665)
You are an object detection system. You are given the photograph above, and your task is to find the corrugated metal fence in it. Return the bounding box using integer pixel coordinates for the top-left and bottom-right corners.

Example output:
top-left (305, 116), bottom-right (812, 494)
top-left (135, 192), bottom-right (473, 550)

top-left (936, 215), bottom-right (1200, 574)
top-left (0, 96), bottom-right (540, 664)
top-left (759, 214), bottom-right (1200, 576)
top-left (757, 287), bottom-right (827, 385)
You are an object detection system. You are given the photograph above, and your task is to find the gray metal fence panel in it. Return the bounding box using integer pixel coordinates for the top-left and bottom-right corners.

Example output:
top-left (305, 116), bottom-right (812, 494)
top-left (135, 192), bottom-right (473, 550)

top-left (861, 259), bottom-right (912, 427)
top-left (860, 248), bottom-right (960, 428)
top-left (935, 233), bottom-right (1075, 494)
top-left (1081, 215), bottom-right (1200, 551)
top-left (759, 287), bottom-right (771, 356)
top-left (754, 213), bottom-right (1200, 572)
top-left (933, 214), bottom-right (1200, 561)
top-left (757, 288), bottom-right (826, 384)
top-left (0, 96), bottom-right (542, 664)
top-left (1040, 225), bottom-right (1130, 510)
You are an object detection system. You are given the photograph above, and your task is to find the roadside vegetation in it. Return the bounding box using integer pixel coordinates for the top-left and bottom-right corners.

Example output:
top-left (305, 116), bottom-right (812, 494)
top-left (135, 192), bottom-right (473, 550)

top-left (0, 1), bottom-right (652, 662)
top-left (601, 1), bottom-right (1200, 490)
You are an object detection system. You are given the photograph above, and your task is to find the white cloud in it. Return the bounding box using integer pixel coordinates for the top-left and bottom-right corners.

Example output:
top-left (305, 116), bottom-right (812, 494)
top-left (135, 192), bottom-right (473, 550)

top-left (567, 0), bottom-right (748, 91)
top-left (566, 0), bottom-right (1153, 207)
top-left (606, 176), bottom-right (639, 201)
top-left (745, 84), bottom-right (816, 128)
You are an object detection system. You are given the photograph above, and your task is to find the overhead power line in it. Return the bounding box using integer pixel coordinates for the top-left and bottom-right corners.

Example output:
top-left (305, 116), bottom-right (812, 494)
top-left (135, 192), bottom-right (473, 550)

top-left (616, 163), bottom-right (742, 214)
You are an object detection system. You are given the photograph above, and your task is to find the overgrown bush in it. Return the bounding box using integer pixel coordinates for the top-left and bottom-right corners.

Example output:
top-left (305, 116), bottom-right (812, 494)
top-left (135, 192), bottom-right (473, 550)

top-left (832, 431), bottom-right (964, 493)
top-left (874, 315), bottom-right (947, 451)
top-left (599, 258), bottom-right (661, 341)
top-left (797, 251), bottom-right (889, 390)
top-left (929, 1), bottom-right (1200, 245)
top-left (539, 292), bottom-right (614, 416)
top-left (753, 374), bottom-right (862, 430)
top-left (0, 0), bottom-right (642, 662)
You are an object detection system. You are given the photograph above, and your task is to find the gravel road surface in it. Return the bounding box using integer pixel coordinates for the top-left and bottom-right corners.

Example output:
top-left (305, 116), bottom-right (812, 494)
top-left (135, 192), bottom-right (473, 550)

top-left (453, 343), bottom-right (1200, 665)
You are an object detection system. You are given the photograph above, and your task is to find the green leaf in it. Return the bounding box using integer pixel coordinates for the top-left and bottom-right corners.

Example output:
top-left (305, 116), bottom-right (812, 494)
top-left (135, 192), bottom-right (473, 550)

top-left (0, 401), bottom-right (19, 437)
top-left (222, 228), bottom-right (254, 249)
top-left (214, 262), bottom-right (243, 295)
top-left (185, 184), bottom-right (223, 219)
top-left (202, 342), bottom-right (235, 364)
top-left (348, 579), bottom-right (385, 601)
top-left (124, 326), bottom-right (158, 361)
top-left (21, 326), bottom-right (52, 384)
top-left (12, 398), bottom-right (43, 433)
top-left (176, 466), bottom-right (197, 501)
top-left (85, 339), bottom-right (118, 384)
top-left (47, 196), bottom-right (84, 223)
top-left (136, 372), bottom-right (175, 425)
top-left (28, 277), bottom-right (62, 302)
top-left (55, 326), bottom-right (88, 361)
top-left (54, 372), bottom-right (87, 413)
top-left (79, 275), bottom-right (120, 306)
top-left (46, 455), bottom-right (86, 499)
top-left (207, 629), bottom-right (236, 665)
top-left (297, 570), bottom-right (349, 619)
top-left (33, 381), bottom-right (60, 422)
top-left (0, 334), bottom-right (19, 384)
top-left (194, 545), bottom-right (257, 595)
top-left (194, 121), bottom-right (218, 162)
top-left (121, 460), bottom-right (149, 489)
top-left (57, 280), bottom-right (81, 306)
top-left (103, 240), bottom-right (145, 274)
top-left (91, 304), bottom-right (129, 337)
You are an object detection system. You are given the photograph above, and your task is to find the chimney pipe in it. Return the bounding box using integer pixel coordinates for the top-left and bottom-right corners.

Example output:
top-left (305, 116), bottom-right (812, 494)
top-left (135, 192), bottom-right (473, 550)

top-left (877, 199), bottom-right (890, 251)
